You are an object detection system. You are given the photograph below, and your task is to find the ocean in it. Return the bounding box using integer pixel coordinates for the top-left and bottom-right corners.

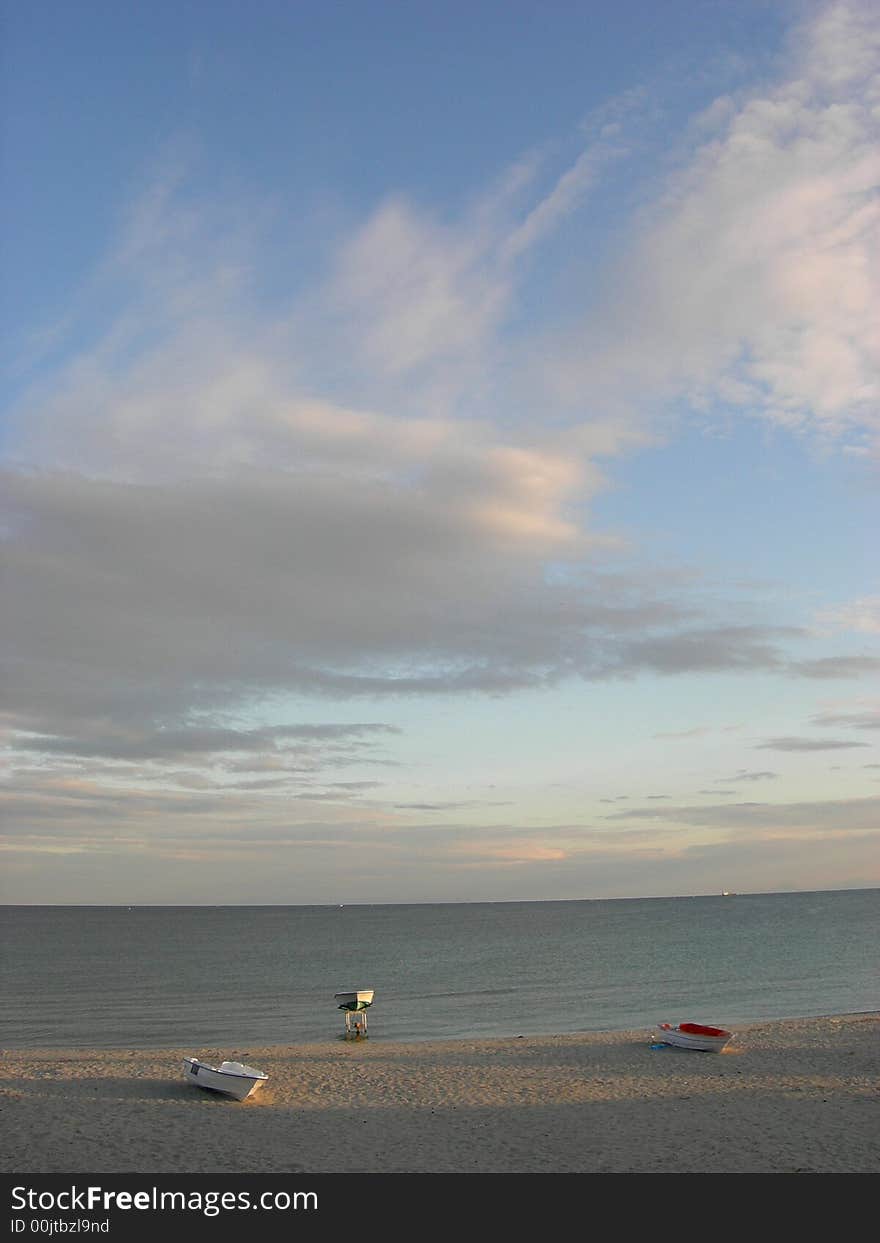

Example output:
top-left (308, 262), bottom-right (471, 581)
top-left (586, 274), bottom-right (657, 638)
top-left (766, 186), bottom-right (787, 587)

top-left (1, 889), bottom-right (876, 1049)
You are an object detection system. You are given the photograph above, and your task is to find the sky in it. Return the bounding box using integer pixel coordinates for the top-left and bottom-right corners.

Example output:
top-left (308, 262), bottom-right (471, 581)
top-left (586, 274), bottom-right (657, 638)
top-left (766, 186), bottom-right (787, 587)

top-left (1, 0), bottom-right (878, 905)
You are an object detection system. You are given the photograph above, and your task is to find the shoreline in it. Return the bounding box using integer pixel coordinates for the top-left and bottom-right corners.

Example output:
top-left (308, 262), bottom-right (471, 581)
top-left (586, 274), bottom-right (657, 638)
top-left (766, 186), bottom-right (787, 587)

top-left (4, 1005), bottom-right (877, 1054)
top-left (2, 1013), bottom-right (877, 1174)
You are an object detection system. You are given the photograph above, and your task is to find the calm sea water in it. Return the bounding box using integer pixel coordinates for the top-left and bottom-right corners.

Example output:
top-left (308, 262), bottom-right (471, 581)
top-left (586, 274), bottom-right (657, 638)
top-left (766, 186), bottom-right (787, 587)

top-left (0, 890), bottom-right (877, 1049)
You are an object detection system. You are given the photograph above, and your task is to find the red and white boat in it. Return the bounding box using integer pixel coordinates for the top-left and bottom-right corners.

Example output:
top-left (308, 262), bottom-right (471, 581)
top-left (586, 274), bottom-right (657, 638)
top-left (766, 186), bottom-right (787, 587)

top-left (655, 1022), bottom-right (734, 1052)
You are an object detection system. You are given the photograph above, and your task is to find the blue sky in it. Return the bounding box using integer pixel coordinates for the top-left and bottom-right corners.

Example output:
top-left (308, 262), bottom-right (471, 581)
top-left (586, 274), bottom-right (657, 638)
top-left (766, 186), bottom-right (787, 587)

top-left (2, 0), bottom-right (878, 904)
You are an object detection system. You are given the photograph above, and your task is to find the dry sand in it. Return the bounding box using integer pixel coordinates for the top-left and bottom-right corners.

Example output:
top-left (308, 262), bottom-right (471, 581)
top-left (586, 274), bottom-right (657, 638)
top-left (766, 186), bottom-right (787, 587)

top-left (2, 1014), bottom-right (877, 1174)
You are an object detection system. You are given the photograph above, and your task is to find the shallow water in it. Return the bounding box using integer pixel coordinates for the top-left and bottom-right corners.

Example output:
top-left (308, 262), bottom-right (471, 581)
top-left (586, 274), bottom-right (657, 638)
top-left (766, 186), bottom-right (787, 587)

top-left (1, 888), bottom-right (876, 1048)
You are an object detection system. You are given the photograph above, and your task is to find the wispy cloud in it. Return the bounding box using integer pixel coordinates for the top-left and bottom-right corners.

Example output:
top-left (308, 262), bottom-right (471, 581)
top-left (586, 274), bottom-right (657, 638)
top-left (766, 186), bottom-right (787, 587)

top-left (716, 770), bottom-right (778, 782)
top-left (794, 656), bottom-right (880, 679)
top-left (602, 793), bottom-right (880, 830)
top-left (547, 0), bottom-right (880, 448)
top-left (7, 722), bottom-right (398, 762)
top-left (817, 596), bottom-right (880, 635)
top-left (755, 736), bottom-right (871, 751)
top-left (810, 708), bottom-right (880, 729)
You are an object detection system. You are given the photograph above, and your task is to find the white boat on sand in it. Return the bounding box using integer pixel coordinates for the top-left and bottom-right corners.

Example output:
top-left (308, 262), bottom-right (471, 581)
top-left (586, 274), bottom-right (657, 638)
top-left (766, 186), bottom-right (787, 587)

top-left (655, 1022), bottom-right (734, 1052)
top-left (182, 1056), bottom-right (268, 1100)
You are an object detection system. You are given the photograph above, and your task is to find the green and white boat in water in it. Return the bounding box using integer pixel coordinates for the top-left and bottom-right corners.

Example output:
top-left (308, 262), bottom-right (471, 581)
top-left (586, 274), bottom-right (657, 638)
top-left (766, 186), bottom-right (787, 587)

top-left (335, 989), bottom-right (374, 1038)
top-left (335, 989), bottom-right (374, 1011)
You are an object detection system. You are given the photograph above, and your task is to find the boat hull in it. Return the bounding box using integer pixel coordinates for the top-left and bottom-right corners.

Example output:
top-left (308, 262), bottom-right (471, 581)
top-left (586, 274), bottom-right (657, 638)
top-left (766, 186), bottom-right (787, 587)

top-left (335, 989), bottom-right (374, 1011)
top-left (655, 1023), bottom-right (733, 1052)
top-left (182, 1057), bottom-right (268, 1100)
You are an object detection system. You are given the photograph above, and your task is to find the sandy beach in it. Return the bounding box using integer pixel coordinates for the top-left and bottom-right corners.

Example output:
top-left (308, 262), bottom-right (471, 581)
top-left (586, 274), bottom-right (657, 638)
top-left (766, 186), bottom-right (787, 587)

top-left (2, 1014), bottom-right (877, 1175)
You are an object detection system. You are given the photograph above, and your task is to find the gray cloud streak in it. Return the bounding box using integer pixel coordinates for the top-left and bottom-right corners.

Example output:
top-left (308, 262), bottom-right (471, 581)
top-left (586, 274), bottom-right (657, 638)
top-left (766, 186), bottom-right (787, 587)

top-left (717, 771), bottom-right (778, 782)
top-left (810, 710), bottom-right (880, 729)
top-left (602, 794), bottom-right (880, 830)
top-left (755, 737), bottom-right (871, 752)
top-left (8, 722), bottom-right (399, 761)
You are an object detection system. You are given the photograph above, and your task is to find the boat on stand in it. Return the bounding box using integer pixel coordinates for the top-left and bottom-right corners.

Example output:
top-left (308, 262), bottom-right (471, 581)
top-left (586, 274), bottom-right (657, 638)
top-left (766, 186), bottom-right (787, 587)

top-left (335, 989), bottom-right (374, 1038)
